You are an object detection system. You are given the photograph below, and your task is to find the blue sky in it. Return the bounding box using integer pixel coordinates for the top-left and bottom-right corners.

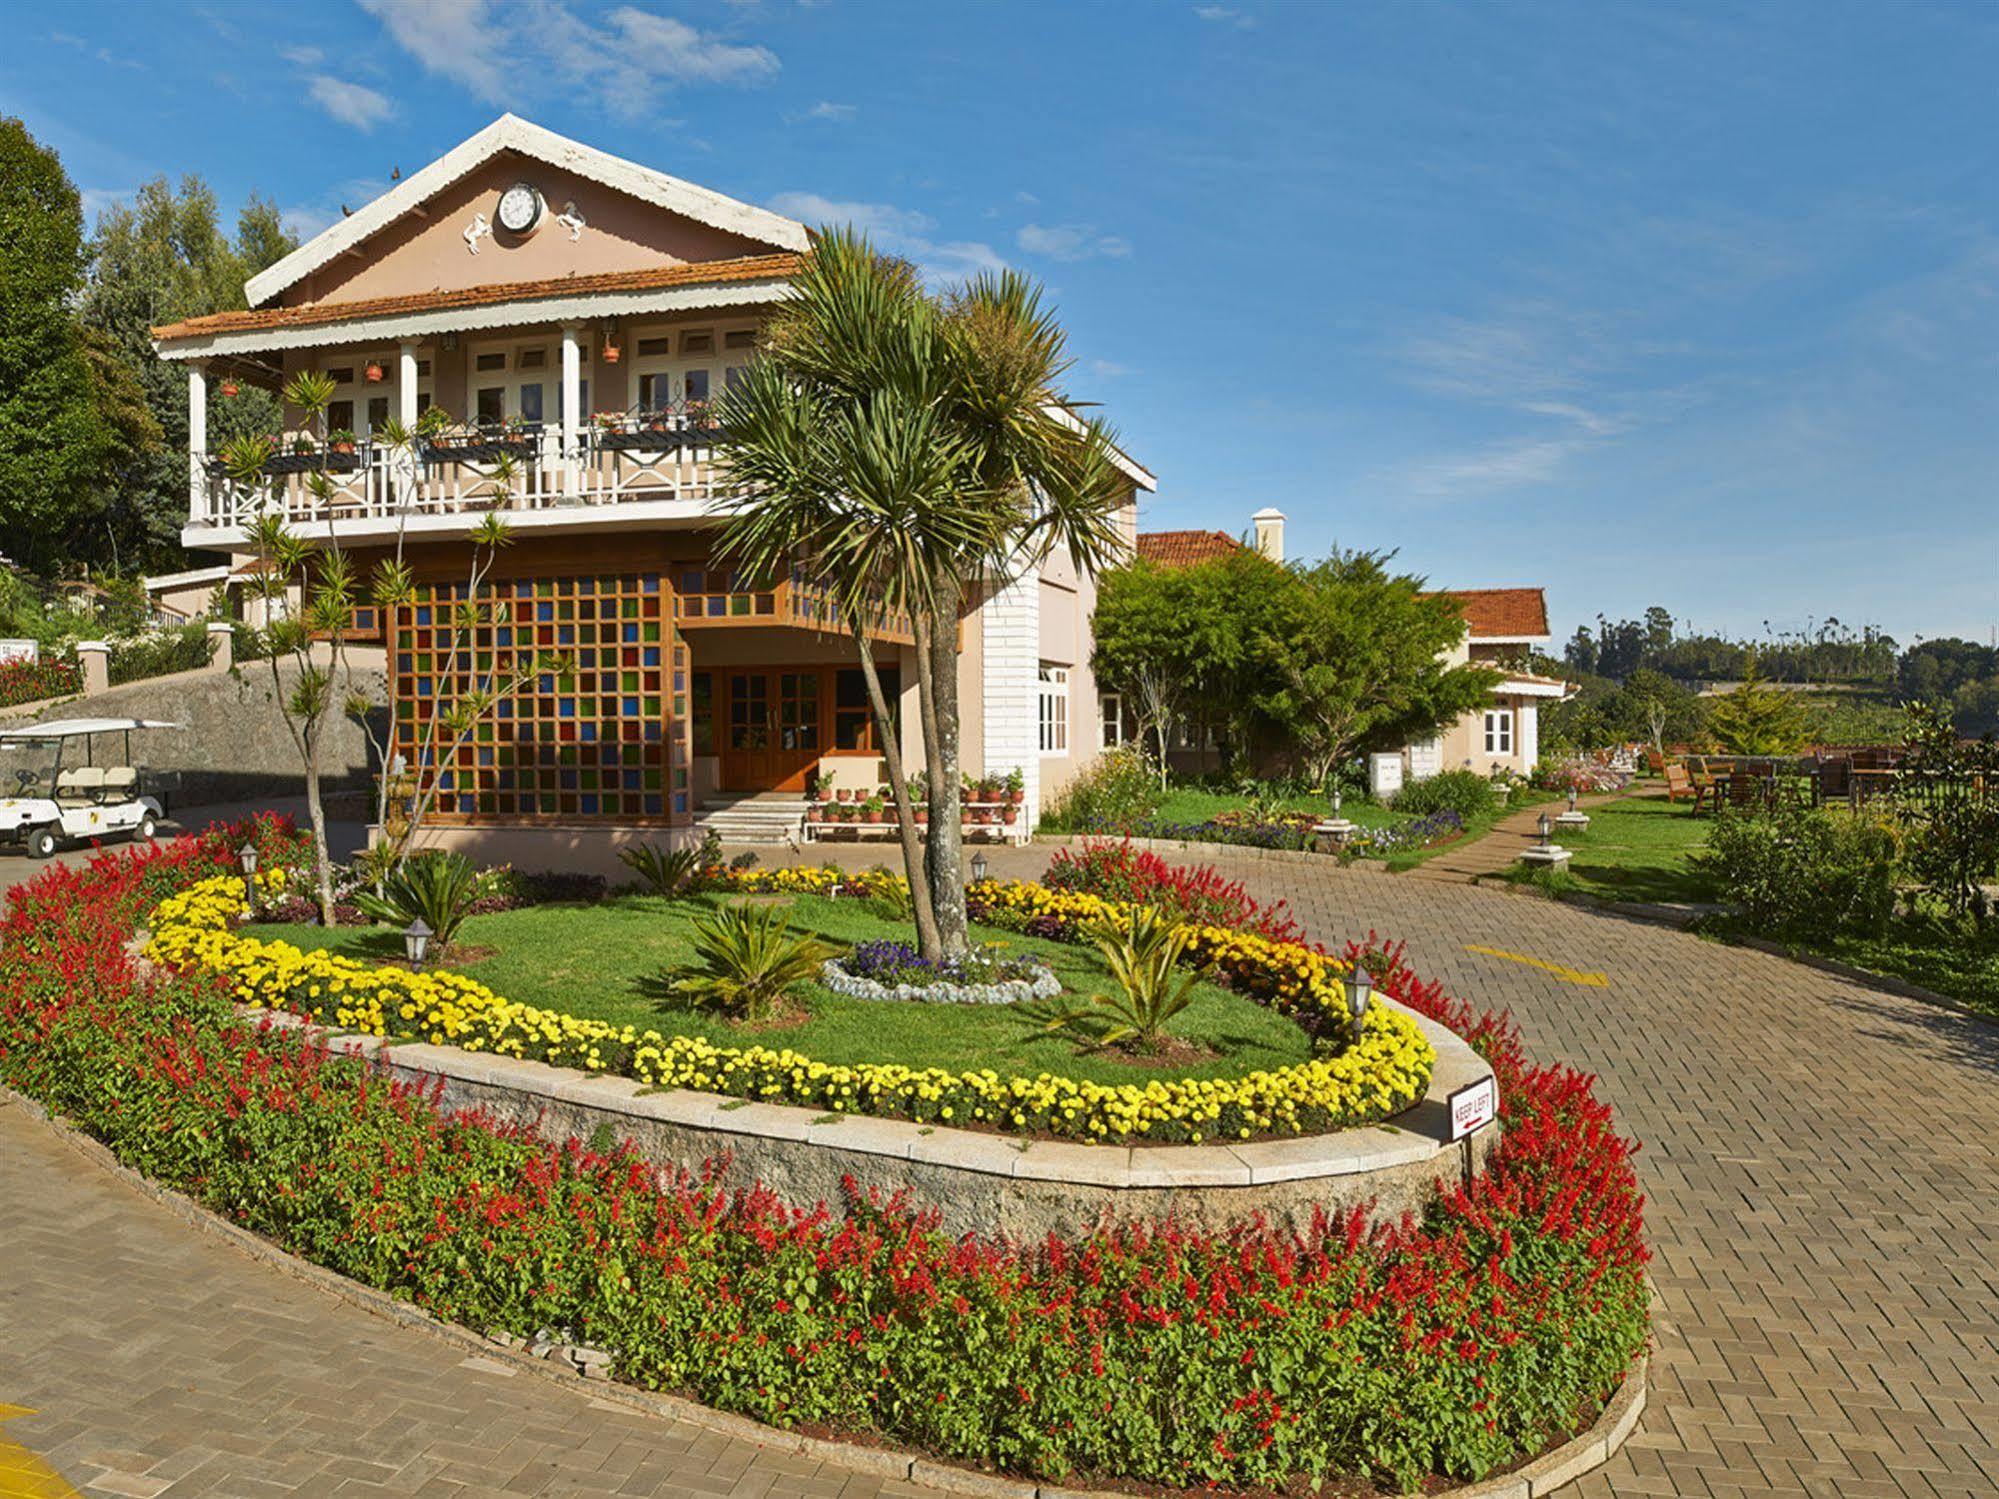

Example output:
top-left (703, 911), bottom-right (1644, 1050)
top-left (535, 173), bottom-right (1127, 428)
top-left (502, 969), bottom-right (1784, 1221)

top-left (6, 1), bottom-right (1995, 648)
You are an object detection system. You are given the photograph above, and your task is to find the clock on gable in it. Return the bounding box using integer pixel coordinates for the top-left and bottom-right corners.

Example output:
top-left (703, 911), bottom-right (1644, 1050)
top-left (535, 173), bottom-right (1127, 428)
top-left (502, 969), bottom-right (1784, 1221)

top-left (497, 181), bottom-right (543, 235)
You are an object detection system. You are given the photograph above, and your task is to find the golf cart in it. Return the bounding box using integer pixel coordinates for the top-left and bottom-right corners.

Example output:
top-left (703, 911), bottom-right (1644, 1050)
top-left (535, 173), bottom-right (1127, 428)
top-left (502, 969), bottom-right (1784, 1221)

top-left (0, 718), bottom-right (182, 858)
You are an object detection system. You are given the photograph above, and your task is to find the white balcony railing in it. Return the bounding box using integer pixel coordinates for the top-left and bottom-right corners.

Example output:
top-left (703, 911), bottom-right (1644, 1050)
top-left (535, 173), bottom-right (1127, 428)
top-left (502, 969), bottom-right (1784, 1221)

top-left (192, 411), bottom-right (739, 532)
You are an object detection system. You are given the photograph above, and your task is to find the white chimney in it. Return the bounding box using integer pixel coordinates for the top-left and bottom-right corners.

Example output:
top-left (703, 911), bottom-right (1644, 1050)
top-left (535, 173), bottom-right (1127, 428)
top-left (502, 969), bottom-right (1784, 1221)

top-left (1252, 507), bottom-right (1286, 562)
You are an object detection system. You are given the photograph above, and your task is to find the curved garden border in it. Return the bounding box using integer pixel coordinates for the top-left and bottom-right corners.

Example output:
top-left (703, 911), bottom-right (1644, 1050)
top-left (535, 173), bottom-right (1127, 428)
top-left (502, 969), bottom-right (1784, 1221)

top-left (229, 988), bottom-right (1497, 1239)
top-left (4, 1086), bottom-right (1644, 1499)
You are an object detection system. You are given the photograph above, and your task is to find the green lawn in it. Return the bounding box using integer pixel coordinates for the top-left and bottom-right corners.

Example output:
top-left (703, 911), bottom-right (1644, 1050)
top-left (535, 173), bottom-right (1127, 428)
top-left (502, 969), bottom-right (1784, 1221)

top-left (246, 893), bottom-right (1313, 1086)
top-left (1153, 786), bottom-right (1406, 830)
top-left (1502, 794), bottom-right (1714, 904)
top-left (1817, 915), bottom-right (1999, 1017)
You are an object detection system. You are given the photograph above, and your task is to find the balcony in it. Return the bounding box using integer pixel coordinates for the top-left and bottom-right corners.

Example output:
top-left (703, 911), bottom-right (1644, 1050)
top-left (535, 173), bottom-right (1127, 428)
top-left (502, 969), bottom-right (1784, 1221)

top-left (672, 563), bottom-right (918, 648)
top-left (189, 407), bottom-right (739, 535)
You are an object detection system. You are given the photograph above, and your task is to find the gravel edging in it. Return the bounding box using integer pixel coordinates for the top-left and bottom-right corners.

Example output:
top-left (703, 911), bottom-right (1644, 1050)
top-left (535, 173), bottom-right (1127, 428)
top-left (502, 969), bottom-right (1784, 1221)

top-left (1, 1083), bottom-right (1646, 1499)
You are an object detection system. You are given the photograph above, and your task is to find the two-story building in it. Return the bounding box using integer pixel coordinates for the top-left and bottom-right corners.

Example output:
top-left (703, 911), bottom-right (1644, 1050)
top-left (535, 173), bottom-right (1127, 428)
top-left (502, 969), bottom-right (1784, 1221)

top-left (150, 115), bottom-right (1151, 864)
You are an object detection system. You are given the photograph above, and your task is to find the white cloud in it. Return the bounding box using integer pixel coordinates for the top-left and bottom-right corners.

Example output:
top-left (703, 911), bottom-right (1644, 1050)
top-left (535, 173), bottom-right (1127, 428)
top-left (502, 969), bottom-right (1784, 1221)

top-left (281, 44), bottom-right (324, 65)
top-left (358, 0), bottom-right (777, 115)
top-left (1193, 6), bottom-right (1255, 28)
top-left (1084, 359), bottom-right (1134, 379)
top-left (768, 191), bottom-right (1006, 285)
top-left (1016, 223), bottom-right (1131, 262)
top-left (796, 100), bottom-right (856, 123)
top-left (356, 0), bottom-right (506, 100)
top-left (79, 186), bottom-right (135, 225)
top-left (1382, 436), bottom-right (1593, 502)
top-left (307, 75), bottom-right (396, 131)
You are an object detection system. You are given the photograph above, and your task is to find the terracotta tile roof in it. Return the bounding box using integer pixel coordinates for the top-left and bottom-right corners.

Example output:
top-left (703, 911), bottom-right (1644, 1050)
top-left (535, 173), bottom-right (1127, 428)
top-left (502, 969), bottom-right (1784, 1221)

top-left (1135, 529), bottom-right (1243, 569)
top-left (1437, 587), bottom-right (1550, 639)
top-left (151, 253), bottom-right (803, 342)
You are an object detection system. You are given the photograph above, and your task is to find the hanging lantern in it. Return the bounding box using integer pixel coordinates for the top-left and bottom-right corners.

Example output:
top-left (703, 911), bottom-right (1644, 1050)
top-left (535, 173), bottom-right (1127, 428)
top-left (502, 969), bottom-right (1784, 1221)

top-left (219, 378), bottom-right (241, 399)
top-left (364, 361), bottom-right (386, 384)
top-left (600, 339), bottom-right (622, 365)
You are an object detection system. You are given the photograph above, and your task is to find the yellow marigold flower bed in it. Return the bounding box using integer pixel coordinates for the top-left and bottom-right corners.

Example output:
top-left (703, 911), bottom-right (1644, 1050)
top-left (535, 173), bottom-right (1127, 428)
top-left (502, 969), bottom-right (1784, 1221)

top-left (145, 872), bottom-right (1434, 1145)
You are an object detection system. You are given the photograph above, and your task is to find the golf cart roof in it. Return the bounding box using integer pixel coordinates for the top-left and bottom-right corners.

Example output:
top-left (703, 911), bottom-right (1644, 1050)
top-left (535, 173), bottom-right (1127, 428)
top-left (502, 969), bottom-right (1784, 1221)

top-left (0, 718), bottom-right (183, 741)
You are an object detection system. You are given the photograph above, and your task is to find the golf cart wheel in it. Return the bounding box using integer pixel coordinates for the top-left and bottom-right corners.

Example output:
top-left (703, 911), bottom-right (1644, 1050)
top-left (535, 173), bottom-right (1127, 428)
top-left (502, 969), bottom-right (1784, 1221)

top-left (137, 814), bottom-right (157, 841)
top-left (26, 826), bottom-right (58, 859)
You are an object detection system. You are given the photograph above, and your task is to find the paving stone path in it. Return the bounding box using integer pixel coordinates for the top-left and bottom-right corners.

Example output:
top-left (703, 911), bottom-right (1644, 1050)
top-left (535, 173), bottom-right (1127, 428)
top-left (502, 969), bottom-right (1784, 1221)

top-left (5, 831), bottom-right (1999, 1496)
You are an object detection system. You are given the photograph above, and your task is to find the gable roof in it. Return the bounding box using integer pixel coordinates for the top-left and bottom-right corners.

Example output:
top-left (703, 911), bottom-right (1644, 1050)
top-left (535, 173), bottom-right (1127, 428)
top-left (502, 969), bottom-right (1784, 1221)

top-left (1438, 587), bottom-right (1550, 640)
top-left (153, 253), bottom-right (799, 342)
top-left (244, 114), bottom-right (810, 309)
top-left (1136, 529), bottom-right (1242, 568)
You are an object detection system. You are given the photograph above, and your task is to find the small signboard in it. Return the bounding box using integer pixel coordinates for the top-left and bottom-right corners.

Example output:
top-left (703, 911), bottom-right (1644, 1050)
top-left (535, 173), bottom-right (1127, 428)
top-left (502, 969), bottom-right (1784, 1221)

top-left (1368, 752), bottom-right (1404, 799)
top-left (0, 639), bottom-right (36, 666)
top-left (1447, 1076), bottom-right (1499, 1140)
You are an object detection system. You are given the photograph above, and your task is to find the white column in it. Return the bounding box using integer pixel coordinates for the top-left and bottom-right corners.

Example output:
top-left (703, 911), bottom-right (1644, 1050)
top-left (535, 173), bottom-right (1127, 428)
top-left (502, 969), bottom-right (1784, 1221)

top-left (186, 362), bottom-right (208, 524)
top-left (398, 342), bottom-right (419, 427)
top-left (980, 563), bottom-right (1042, 831)
top-left (560, 324), bottom-right (582, 497)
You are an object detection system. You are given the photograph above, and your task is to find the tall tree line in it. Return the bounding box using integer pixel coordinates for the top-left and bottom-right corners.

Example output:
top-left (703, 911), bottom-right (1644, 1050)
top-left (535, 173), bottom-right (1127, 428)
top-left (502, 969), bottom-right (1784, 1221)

top-left (0, 116), bottom-right (293, 576)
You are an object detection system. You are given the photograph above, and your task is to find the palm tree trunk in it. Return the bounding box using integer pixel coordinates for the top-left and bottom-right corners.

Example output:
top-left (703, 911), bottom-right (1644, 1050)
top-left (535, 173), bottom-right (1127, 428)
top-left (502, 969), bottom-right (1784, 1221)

top-left (848, 619), bottom-right (942, 954)
top-left (916, 571), bottom-right (968, 960)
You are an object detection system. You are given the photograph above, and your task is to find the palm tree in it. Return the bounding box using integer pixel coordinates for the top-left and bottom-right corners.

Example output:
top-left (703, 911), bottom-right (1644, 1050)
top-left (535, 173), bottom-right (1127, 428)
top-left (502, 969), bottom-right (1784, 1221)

top-left (713, 229), bottom-right (1127, 959)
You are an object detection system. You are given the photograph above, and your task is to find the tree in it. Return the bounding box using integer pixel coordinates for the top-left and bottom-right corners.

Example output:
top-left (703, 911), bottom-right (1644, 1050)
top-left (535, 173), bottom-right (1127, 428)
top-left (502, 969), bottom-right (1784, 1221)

top-left (0, 118), bottom-right (111, 570)
top-left (715, 229), bottom-right (1127, 960)
top-left (1705, 652), bottom-right (1810, 754)
top-left (1092, 548), bottom-right (1292, 785)
top-left (80, 177), bottom-right (294, 571)
top-left (1256, 551), bottom-right (1501, 787)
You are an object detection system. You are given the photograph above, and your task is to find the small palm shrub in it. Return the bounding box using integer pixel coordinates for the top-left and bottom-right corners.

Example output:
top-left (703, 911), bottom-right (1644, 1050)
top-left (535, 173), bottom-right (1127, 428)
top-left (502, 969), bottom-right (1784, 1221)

top-left (1393, 768), bottom-right (1495, 821)
top-left (619, 842), bottom-right (705, 900)
top-left (672, 901), bottom-right (839, 1022)
top-left (353, 849), bottom-right (482, 950)
top-left (1049, 903), bottom-right (1203, 1053)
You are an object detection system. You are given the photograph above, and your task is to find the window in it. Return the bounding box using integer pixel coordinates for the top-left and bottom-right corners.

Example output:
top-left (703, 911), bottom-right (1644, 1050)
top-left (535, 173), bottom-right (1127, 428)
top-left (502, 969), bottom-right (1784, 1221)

top-left (518, 383), bottom-right (544, 422)
top-left (690, 672), bottom-right (714, 755)
top-left (1038, 665), bottom-right (1069, 755)
top-left (476, 387), bottom-right (504, 423)
top-left (834, 667), bottom-right (899, 751)
top-left (475, 352), bottom-right (507, 373)
top-left (681, 331), bottom-right (714, 354)
top-left (517, 347), bottom-right (546, 370)
top-left (366, 396), bottom-right (389, 432)
top-left (1100, 692), bottom-right (1126, 748)
top-left (684, 368), bottom-right (710, 403)
top-left (1484, 709), bottom-right (1513, 755)
top-left (723, 329), bottom-right (756, 351)
top-left (325, 366), bottom-right (354, 384)
top-left (327, 399), bottom-right (354, 433)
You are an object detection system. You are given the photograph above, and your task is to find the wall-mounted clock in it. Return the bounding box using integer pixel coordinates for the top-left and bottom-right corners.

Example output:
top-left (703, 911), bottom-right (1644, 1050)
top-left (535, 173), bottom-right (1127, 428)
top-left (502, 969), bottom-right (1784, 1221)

top-left (497, 181), bottom-right (543, 235)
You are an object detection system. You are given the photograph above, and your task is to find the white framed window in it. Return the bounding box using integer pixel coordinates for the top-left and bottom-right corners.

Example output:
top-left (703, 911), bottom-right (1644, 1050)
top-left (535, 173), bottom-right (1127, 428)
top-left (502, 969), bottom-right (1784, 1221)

top-left (631, 321), bottom-right (757, 412)
top-left (469, 337), bottom-right (587, 426)
top-left (1099, 692), bottom-right (1125, 748)
top-left (1484, 709), bottom-right (1513, 755)
top-left (1038, 665), bottom-right (1069, 755)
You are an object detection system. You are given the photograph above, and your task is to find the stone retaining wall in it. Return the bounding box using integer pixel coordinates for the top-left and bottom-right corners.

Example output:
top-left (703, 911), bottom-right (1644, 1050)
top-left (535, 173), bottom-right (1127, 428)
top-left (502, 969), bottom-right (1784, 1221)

top-left (245, 994), bottom-right (1497, 1240)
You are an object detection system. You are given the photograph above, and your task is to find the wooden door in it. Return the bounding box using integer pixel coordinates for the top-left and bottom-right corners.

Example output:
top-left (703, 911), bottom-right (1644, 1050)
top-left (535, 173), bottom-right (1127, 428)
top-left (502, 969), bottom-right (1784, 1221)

top-left (720, 669), bottom-right (823, 791)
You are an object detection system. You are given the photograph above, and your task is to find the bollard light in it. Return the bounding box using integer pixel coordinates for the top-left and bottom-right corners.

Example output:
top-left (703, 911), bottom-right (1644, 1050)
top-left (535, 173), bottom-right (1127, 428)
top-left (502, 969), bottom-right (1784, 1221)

top-left (1567, 785), bottom-right (1579, 813)
top-left (1344, 964), bottom-right (1374, 1033)
top-left (403, 917), bottom-right (433, 971)
top-left (1331, 788), bottom-right (1343, 817)
top-left (970, 850), bottom-right (989, 884)
top-left (1537, 813), bottom-right (1553, 847)
top-left (238, 841), bottom-right (259, 909)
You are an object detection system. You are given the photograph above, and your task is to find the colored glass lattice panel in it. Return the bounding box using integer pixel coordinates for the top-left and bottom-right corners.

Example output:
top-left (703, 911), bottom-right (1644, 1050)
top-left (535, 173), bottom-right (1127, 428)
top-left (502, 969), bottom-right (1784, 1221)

top-left (391, 572), bottom-right (675, 823)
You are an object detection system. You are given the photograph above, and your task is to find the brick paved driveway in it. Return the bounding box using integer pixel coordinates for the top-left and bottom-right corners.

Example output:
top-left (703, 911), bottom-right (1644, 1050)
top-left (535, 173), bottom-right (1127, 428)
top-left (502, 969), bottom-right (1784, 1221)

top-left (5, 837), bottom-right (1998, 1496)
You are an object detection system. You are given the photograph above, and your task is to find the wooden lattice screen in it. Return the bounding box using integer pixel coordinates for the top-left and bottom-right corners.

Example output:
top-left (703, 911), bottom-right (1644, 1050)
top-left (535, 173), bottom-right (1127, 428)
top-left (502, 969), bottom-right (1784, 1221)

top-left (391, 572), bottom-right (690, 824)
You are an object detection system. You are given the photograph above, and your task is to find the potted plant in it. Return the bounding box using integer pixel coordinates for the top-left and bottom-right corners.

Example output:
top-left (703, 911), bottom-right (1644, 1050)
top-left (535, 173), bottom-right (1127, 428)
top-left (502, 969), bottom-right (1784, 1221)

top-left (1001, 801), bottom-right (1019, 825)
top-left (601, 340), bottom-right (621, 365)
top-left (1005, 766), bottom-right (1025, 804)
top-left (861, 796), bottom-right (884, 825)
top-left (364, 361), bottom-right (386, 384)
top-left (836, 786), bottom-right (852, 804)
top-left (914, 801), bottom-right (928, 827)
top-left (219, 378), bottom-right (240, 399)
top-left (327, 428), bottom-right (358, 455)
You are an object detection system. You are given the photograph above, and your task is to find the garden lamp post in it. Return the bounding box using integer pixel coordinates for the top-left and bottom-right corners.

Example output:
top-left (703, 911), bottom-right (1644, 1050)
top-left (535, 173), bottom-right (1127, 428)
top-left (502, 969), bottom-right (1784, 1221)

top-left (1331, 788), bottom-right (1342, 817)
top-left (237, 841), bottom-right (259, 909)
top-left (969, 850), bottom-right (989, 884)
top-left (1344, 964), bottom-right (1374, 1036)
top-left (1567, 786), bottom-right (1579, 814)
top-left (1537, 813), bottom-right (1553, 848)
top-left (403, 917), bottom-right (433, 972)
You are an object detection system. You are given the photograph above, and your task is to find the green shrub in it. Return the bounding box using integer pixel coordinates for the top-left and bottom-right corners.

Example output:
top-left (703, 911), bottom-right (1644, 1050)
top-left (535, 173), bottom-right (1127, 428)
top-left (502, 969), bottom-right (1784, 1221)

top-left (671, 900), bottom-right (839, 1021)
top-left (1049, 904), bottom-right (1203, 1052)
top-left (353, 849), bottom-right (482, 949)
top-left (1693, 805), bottom-right (1898, 942)
top-left (619, 841), bottom-right (706, 900)
top-left (1393, 769), bottom-right (1495, 821)
top-left (1044, 744), bottom-right (1163, 832)
top-left (108, 623), bottom-right (213, 685)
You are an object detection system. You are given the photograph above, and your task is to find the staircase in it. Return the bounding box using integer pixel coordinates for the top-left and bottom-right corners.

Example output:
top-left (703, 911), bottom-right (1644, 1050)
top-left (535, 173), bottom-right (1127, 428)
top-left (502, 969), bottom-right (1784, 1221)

top-left (693, 793), bottom-right (810, 845)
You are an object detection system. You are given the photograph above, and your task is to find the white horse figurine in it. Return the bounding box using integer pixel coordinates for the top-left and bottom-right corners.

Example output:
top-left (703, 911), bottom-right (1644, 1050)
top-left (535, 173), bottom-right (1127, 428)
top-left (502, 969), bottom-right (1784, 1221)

top-left (463, 211), bottom-right (492, 255)
top-left (557, 200), bottom-right (587, 242)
